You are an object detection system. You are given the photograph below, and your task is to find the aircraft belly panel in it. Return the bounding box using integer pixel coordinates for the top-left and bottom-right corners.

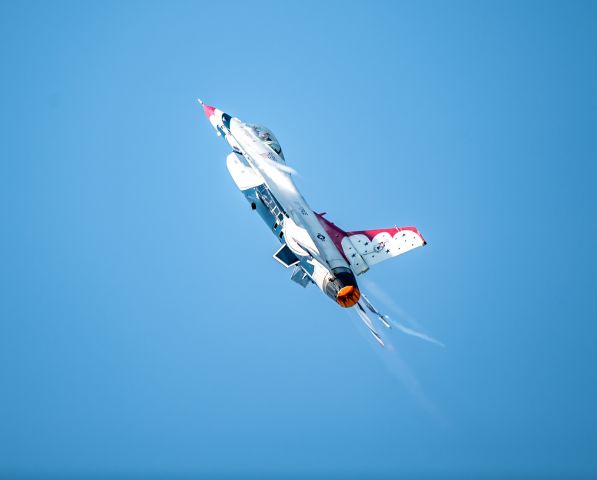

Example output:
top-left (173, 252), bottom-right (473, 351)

top-left (241, 187), bottom-right (285, 242)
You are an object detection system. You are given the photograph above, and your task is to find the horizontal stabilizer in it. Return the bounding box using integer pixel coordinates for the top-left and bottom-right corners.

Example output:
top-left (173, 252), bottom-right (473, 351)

top-left (361, 294), bottom-right (391, 328)
top-left (356, 302), bottom-right (385, 347)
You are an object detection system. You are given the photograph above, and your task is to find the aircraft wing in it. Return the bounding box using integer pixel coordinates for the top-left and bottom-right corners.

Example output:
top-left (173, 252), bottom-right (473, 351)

top-left (342, 226), bottom-right (426, 268)
top-left (316, 214), bottom-right (426, 274)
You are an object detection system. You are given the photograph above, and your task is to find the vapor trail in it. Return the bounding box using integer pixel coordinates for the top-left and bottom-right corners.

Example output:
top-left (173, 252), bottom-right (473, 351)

top-left (361, 278), bottom-right (445, 348)
top-left (348, 310), bottom-right (442, 418)
top-left (390, 319), bottom-right (445, 347)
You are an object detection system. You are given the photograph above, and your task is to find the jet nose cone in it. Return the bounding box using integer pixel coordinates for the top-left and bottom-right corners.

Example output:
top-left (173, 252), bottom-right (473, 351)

top-left (202, 103), bottom-right (216, 119)
top-left (198, 99), bottom-right (216, 119)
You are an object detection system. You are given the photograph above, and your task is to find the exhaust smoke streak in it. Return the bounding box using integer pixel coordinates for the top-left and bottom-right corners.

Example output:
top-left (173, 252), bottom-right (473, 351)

top-left (361, 278), bottom-right (444, 347)
top-left (347, 311), bottom-right (442, 418)
top-left (390, 319), bottom-right (445, 347)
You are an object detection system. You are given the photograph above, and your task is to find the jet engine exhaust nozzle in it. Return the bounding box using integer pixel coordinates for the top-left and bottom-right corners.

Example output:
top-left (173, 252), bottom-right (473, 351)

top-left (337, 285), bottom-right (361, 308)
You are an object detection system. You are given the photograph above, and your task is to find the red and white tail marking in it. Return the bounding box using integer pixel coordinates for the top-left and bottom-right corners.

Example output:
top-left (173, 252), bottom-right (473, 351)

top-left (316, 214), bottom-right (426, 274)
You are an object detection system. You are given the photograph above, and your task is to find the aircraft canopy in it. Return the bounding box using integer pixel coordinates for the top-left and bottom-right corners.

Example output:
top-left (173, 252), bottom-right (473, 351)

top-left (247, 124), bottom-right (285, 160)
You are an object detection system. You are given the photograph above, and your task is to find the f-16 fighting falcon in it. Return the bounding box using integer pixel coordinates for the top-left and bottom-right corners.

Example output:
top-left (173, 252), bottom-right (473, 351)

top-left (198, 100), bottom-right (427, 346)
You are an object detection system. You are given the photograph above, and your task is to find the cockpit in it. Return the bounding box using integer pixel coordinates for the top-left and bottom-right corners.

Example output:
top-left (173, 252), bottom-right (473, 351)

top-left (246, 124), bottom-right (285, 160)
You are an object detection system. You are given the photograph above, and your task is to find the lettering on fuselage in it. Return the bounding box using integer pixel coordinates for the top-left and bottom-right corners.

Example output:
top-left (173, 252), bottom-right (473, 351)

top-left (262, 151), bottom-right (277, 162)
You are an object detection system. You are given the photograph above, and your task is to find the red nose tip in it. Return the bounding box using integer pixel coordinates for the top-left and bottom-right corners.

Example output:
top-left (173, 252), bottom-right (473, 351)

top-left (202, 103), bottom-right (215, 119)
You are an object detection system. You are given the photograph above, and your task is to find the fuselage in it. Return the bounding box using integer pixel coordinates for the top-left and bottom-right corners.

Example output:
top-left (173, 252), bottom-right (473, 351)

top-left (201, 103), bottom-right (361, 307)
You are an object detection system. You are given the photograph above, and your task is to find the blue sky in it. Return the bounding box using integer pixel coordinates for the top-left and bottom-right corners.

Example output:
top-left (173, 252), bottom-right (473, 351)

top-left (1, 1), bottom-right (596, 478)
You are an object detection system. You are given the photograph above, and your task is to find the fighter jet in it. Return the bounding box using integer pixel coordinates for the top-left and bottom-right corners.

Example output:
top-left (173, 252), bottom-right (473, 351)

top-left (198, 100), bottom-right (427, 346)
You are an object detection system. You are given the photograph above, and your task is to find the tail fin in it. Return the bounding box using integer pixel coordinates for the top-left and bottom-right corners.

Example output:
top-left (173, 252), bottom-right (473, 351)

top-left (316, 214), bottom-right (426, 275)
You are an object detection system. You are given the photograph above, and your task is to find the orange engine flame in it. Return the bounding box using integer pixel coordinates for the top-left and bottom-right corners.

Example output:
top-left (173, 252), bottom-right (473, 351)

top-left (336, 285), bottom-right (361, 308)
